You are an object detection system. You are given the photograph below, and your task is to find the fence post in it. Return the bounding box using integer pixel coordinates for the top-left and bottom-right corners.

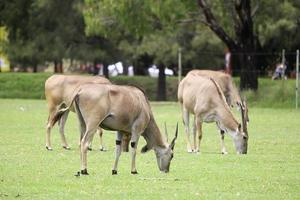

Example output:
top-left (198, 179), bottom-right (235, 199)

top-left (281, 49), bottom-right (286, 80)
top-left (178, 47), bottom-right (182, 84)
top-left (296, 50), bottom-right (299, 109)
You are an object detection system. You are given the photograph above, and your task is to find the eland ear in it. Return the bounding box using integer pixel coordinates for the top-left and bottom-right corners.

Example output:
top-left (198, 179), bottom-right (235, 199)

top-left (141, 145), bottom-right (150, 153)
top-left (170, 123), bottom-right (178, 150)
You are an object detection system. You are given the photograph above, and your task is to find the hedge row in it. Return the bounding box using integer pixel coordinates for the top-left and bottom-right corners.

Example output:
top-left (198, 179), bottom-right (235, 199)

top-left (0, 73), bottom-right (178, 101)
top-left (0, 72), bottom-right (298, 108)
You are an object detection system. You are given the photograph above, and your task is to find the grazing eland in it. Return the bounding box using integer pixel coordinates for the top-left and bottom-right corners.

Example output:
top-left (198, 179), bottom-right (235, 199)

top-left (178, 74), bottom-right (248, 154)
top-left (45, 74), bottom-right (110, 151)
top-left (183, 70), bottom-right (249, 153)
top-left (51, 83), bottom-right (178, 175)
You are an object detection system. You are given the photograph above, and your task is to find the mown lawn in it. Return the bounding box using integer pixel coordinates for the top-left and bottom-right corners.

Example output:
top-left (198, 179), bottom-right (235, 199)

top-left (0, 99), bottom-right (299, 199)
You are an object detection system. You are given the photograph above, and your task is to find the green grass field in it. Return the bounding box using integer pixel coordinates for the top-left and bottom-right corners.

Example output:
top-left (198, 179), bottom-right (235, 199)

top-left (0, 99), bottom-right (299, 199)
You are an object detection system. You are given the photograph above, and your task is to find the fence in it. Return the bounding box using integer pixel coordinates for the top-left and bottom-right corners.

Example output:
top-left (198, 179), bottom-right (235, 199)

top-left (177, 49), bottom-right (300, 109)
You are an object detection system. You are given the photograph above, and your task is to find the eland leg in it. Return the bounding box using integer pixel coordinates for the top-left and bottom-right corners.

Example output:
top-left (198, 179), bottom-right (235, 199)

top-left (192, 115), bottom-right (198, 152)
top-left (122, 134), bottom-right (130, 152)
top-left (46, 106), bottom-right (56, 150)
top-left (195, 116), bottom-right (203, 153)
top-left (86, 131), bottom-right (95, 151)
top-left (80, 128), bottom-right (96, 175)
top-left (98, 128), bottom-right (106, 151)
top-left (77, 116), bottom-right (86, 148)
top-left (112, 131), bottom-right (123, 175)
top-left (46, 123), bottom-right (53, 150)
top-left (183, 108), bottom-right (192, 153)
top-left (58, 110), bottom-right (70, 150)
top-left (86, 128), bottom-right (104, 151)
top-left (220, 130), bottom-right (228, 154)
top-left (130, 134), bottom-right (140, 174)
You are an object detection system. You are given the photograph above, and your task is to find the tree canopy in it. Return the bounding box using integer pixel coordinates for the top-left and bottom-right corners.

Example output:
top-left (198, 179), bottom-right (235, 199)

top-left (0, 0), bottom-right (299, 89)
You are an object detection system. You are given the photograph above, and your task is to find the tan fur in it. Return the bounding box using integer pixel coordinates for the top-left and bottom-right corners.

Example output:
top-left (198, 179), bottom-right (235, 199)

top-left (187, 70), bottom-right (241, 107)
top-left (45, 74), bottom-right (110, 150)
top-left (185, 70), bottom-right (249, 151)
top-left (178, 74), bottom-right (242, 153)
top-left (51, 83), bottom-right (177, 174)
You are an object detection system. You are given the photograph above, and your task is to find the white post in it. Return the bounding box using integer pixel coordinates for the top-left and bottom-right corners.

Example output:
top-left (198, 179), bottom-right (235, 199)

top-left (296, 50), bottom-right (299, 109)
top-left (282, 49), bottom-right (286, 63)
top-left (282, 49), bottom-right (286, 80)
top-left (178, 48), bottom-right (182, 84)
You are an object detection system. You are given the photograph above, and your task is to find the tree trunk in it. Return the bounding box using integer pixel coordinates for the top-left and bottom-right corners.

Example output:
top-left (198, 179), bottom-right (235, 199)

top-left (59, 60), bottom-right (63, 73)
top-left (234, 0), bottom-right (258, 90)
top-left (231, 47), bottom-right (258, 90)
top-left (54, 60), bottom-right (59, 73)
top-left (102, 61), bottom-right (109, 78)
top-left (157, 63), bottom-right (166, 101)
top-left (197, 0), bottom-right (258, 90)
top-left (33, 63), bottom-right (38, 73)
top-left (238, 50), bottom-right (258, 90)
top-left (123, 64), bottom-right (128, 75)
top-left (54, 60), bottom-right (63, 73)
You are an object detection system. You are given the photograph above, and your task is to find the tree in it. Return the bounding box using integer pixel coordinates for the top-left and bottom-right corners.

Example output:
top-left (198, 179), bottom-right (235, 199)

top-left (0, 0), bottom-right (40, 71)
top-left (254, 0), bottom-right (300, 74)
top-left (0, 0), bottom-right (89, 73)
top-left (84, 0), bottom-right (191, 100)
top-left (196, 0), bottom-right (257, 90)
top-left (31, 0), bottom-right (87, 73)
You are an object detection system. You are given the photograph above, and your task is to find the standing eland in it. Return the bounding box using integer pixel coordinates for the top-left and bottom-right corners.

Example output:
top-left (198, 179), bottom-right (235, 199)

top-left (178, 74), bottom-right (248, 154)
top-left (51, 83), bottom-right (178, 175)
top-left (183, 70), bottom-right (249, 153)
top-left (45, 74), bottom-right (110, 151)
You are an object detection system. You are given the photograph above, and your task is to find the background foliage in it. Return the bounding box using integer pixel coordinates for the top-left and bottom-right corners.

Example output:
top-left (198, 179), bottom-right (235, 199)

top-left (0, 0), bottom-right (299, 75)
top-left (0, 73), bottom-right (298, 108)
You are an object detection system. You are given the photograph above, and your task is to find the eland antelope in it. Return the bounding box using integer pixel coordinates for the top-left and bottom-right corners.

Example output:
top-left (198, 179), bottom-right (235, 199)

top-left (50, 83), bottom-right (178, 175)
top-left (183, 70), bottom-right (249, 153)
top-left (178, 74), bottom-right (248, 154)
top-left (45, 74), bottom-right (110, 151)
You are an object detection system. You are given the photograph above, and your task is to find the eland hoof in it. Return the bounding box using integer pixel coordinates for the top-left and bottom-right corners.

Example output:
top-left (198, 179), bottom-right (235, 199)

top-left (131, 171), bottom-right (138, 175)
top-left (87, 147), bottom-right (92, 151)
top-left (99, 147), bottom-right (107, 152)
top-left (75, 171), bottom-right (80, 177)
top-left (112, 170), bottom-right (118, 175)
top-left (63, 146), bottom-right (71, 150)
top-left (187, 149), bottom-right (193, 153)
top-left (222, 151), bottom-right (228, 155)
top-left (193, 149), bottom-right (200, 153)
top-left (81, 169), bottom-right (89, 175)
top-left (46, 146), bottom-right (53, 151)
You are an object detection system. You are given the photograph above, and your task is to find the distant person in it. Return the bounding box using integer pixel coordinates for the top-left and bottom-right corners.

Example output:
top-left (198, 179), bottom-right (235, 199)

top-left (97, 63), bottom-right (104, 75)
top-left (272, 63), bottom-right (287, 80)
top-left (128, 65), bottom-right (134, 76)
top-left (148, 65), bottom-right (159, 77)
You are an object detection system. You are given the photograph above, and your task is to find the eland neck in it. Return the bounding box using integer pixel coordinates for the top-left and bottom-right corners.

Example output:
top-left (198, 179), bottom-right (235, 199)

top-left (142, 116), bottom-right (168, 151)
top-left (216, 105), bottom-right (239, 133)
